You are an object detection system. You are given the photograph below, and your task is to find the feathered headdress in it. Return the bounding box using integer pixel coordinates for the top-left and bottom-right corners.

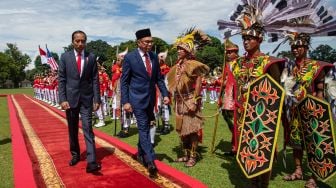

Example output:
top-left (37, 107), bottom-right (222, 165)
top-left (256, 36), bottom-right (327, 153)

top-left (288, 32), bottom-right (311, 46)
top-left (225, 39), bottom-right (239, 51)
top-left (217, 0), bottom-right (336, 40)
top-left (267, 0), bottom-right (336, 52)
top-left (158, 50), bottom-right (168, 62)
top-left (174, 28), bottom-right (211, 54)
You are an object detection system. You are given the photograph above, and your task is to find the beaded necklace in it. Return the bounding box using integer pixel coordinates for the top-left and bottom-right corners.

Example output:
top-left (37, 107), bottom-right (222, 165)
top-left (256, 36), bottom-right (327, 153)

top-left (231, 55), bottom-right (270, 88)
top-left (292, 59), bottom-right (318, 89)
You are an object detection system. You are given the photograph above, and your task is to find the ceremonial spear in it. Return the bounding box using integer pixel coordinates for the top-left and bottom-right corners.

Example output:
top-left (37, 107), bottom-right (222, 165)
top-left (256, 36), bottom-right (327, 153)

top-left (209, 39), bottom-right (227, 153)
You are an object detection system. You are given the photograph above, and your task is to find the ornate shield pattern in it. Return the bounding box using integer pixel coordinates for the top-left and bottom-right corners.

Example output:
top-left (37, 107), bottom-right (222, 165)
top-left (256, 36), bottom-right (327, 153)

top-left (298, 95), bottom-right (336, 181)
top-left (236, 74), bottom-right (285, 179)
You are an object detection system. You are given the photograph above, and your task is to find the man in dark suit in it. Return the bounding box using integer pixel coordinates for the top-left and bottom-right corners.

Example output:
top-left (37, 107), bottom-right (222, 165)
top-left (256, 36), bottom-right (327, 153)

top-left (121, 28), bottom-right (170, 178)
top-left (58, 30), bottom-right (101, 173)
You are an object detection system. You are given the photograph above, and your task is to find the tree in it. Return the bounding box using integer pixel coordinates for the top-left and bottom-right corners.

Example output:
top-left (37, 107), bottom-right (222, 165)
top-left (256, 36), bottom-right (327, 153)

top-left (167, 47), bottom-right (177, 67)
top-left (196, 46), bottom-right (223, 70)
top-left (4, 43), bottom-right (31, 87)
top-left (196, 36), bottom-right (224, 70)
top-left (152, 37), bottom-right (169, 54)
top-left (103, 40), bottom-right (136, 75)
top-left (25, 69), bottom-right (40, 82)
top-left (63, 44), bottom-right (73, 52)
top-left (64, 40), bottom-right (112, 60)
top-left (64, 40), bottom-right (113, 74)
top-left (309, 44), bottom-right (336, 63)
top-left (0, 52), bottom-right (13, 87)
top-left (277, 50), bottom-right (294, 61)
top-left (86, 40), bottom-right (112, 62)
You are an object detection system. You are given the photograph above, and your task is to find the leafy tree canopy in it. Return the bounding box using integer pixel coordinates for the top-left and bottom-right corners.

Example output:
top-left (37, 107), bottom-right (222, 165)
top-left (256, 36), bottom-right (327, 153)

top-left (4, 43), bottom-right (31, 87)
top-left (309, 44), bottom-right (336, 63)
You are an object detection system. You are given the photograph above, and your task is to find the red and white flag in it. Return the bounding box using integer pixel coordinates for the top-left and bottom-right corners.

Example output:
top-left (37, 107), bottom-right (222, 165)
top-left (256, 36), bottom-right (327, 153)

top-left (38, 46), bottom-right (48, 64)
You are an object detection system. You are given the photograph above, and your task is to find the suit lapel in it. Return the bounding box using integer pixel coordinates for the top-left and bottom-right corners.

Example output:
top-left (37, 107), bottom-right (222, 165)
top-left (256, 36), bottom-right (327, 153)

top-left (70, 51), bottom-right (80, 76)
top-left (82, 51), bottom-right (89, 79)
top-left (135, 50), bottom-right (150, 79)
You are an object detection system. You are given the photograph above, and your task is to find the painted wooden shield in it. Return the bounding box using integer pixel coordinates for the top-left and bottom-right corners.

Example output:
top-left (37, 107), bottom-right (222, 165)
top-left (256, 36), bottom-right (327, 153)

top-left (236, 74), bottom-right (285, 179)
top-left (298, 95), bottom-right (336, 181)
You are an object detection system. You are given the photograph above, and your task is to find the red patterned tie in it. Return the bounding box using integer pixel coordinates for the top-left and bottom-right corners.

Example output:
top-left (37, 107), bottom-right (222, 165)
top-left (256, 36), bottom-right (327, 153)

top-left (77, 52), bottom-right (81, 74)
top-left (144, 53), bottom-right (152, 76)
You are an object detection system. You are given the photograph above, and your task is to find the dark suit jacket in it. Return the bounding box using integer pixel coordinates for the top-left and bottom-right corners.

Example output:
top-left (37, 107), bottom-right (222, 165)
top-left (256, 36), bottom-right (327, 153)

top-left (121, 49), bottom-right (169, 109)
top-left (58, 50), bottom-right (101, 108)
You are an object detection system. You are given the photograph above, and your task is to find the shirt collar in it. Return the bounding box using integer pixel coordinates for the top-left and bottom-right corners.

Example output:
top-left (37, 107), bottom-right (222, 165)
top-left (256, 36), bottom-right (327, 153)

top-left (138, 48), bottom-right (148, 57)
top-left (74, 49), bottom-right (84, 57)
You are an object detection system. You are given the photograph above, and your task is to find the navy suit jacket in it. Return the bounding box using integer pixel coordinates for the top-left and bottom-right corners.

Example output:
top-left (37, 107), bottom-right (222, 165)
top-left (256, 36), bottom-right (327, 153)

top-left (58, 50), bottom-right (101, 108)
top-left (121, 49), bottom-right (169, 109)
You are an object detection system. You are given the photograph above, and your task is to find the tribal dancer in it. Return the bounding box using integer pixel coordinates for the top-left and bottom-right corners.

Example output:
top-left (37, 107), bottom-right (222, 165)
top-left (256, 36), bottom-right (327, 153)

top-left (167, 28), bottom-right (210, 167)
top-left (218, 39), bottom-right (239, 156)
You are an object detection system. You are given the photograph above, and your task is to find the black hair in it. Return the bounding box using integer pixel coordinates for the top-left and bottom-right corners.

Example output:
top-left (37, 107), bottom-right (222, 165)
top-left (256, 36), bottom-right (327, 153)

top-left (71, 30), bottom-right (87, 42)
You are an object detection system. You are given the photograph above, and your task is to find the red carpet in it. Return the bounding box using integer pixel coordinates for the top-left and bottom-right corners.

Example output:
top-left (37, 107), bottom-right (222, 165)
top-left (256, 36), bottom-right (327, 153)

top-left (7, 95), bottom-right (36, 188)
top-left (9, 94), bottom-right (166, 188)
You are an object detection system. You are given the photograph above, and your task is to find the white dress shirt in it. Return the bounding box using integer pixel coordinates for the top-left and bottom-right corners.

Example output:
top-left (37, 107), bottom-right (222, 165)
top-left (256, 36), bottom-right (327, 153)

top-left (74, 50), bottom-right (84, 77)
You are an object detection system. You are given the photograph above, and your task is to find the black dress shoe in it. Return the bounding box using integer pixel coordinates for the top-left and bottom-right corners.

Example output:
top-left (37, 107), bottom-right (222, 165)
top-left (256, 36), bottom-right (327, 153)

top-left (155, 127), bottom-right (162, 135)
top-left (69, 157), bottom-right (80, 166)
top-left (161, 126), bottom-right (170, 135)
top-left (117, 130), bottom-right (129, 138)
top-left (147, 161), bottom-right (158, 178)
top-left (86, 162), bottom-right (101, 173)
top-left (137, 154), bottom-right (148, 167)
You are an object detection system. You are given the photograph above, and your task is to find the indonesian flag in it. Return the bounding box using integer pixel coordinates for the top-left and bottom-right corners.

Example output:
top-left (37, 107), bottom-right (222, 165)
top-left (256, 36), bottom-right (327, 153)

top-left (38, 46), bottom-right (48, 64)
top-left (46, 46), bottom-right (58, 70)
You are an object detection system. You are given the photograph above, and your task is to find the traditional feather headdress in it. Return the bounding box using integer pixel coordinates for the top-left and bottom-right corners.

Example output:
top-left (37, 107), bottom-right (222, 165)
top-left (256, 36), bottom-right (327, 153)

top-left (269, 2), bottom-right (336, 52)
top-left (174, 28), bottom-right (211, 54)
top-left (288, 32), bottom-right (311, 46)
top-left (225, 39), bottom-right (239, 51)
top-left (218, 0), bottom-right (336, 41)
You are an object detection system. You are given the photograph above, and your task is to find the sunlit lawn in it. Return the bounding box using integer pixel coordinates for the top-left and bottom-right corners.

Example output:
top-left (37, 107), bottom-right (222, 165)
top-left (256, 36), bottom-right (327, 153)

top-left (0, 94), bottom-right (13, 187)
top-left (97, 99), bottom-right (335, 188)
top-left (1, 88), bottom-right (335, 187)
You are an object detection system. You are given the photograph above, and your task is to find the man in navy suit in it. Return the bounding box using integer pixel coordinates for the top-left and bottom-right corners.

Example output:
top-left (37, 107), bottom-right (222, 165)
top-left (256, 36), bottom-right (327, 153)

top-left (58, 30), bottom-right (101, 173)
top-left (121, 28), bottom-right (170, 178)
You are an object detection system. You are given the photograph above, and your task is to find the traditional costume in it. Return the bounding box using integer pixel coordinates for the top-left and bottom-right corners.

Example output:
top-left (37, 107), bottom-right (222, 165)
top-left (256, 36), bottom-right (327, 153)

top-left (201, 77), bottom-right (208, 103)
top-left (217, 1), bottom-right (291, 187)
top-left (218, 0), bottom-right (336, 187)
top-left (112, 48), bottom-right (133, 138)
top-left (267, 12), bottom-right (336, 186)
top-left (94, 65), bottom-right (109, 128)
top-left (218, 39), bottom-right (239, 155)
top-left (167, 28), bottom-right (210, 167)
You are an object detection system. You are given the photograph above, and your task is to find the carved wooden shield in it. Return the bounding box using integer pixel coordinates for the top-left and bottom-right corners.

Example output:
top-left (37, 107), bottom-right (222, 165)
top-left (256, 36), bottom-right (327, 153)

top-left (298, 95), bottom-right (336, 181)
top-left (236, 74), bottom-right (285, 178)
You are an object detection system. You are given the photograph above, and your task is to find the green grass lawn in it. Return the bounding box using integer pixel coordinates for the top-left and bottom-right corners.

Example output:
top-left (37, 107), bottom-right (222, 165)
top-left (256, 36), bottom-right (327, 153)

top-left (0, 88), bottom-right (34, 96)
top-left (1, 88), bottom-right (335, 187)
top-left (0, 97), bottom-right (13, 188)
top-left (96, 102), bottom-right (336, 188)
top-left (0, 88), bottom-right (33, 187)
